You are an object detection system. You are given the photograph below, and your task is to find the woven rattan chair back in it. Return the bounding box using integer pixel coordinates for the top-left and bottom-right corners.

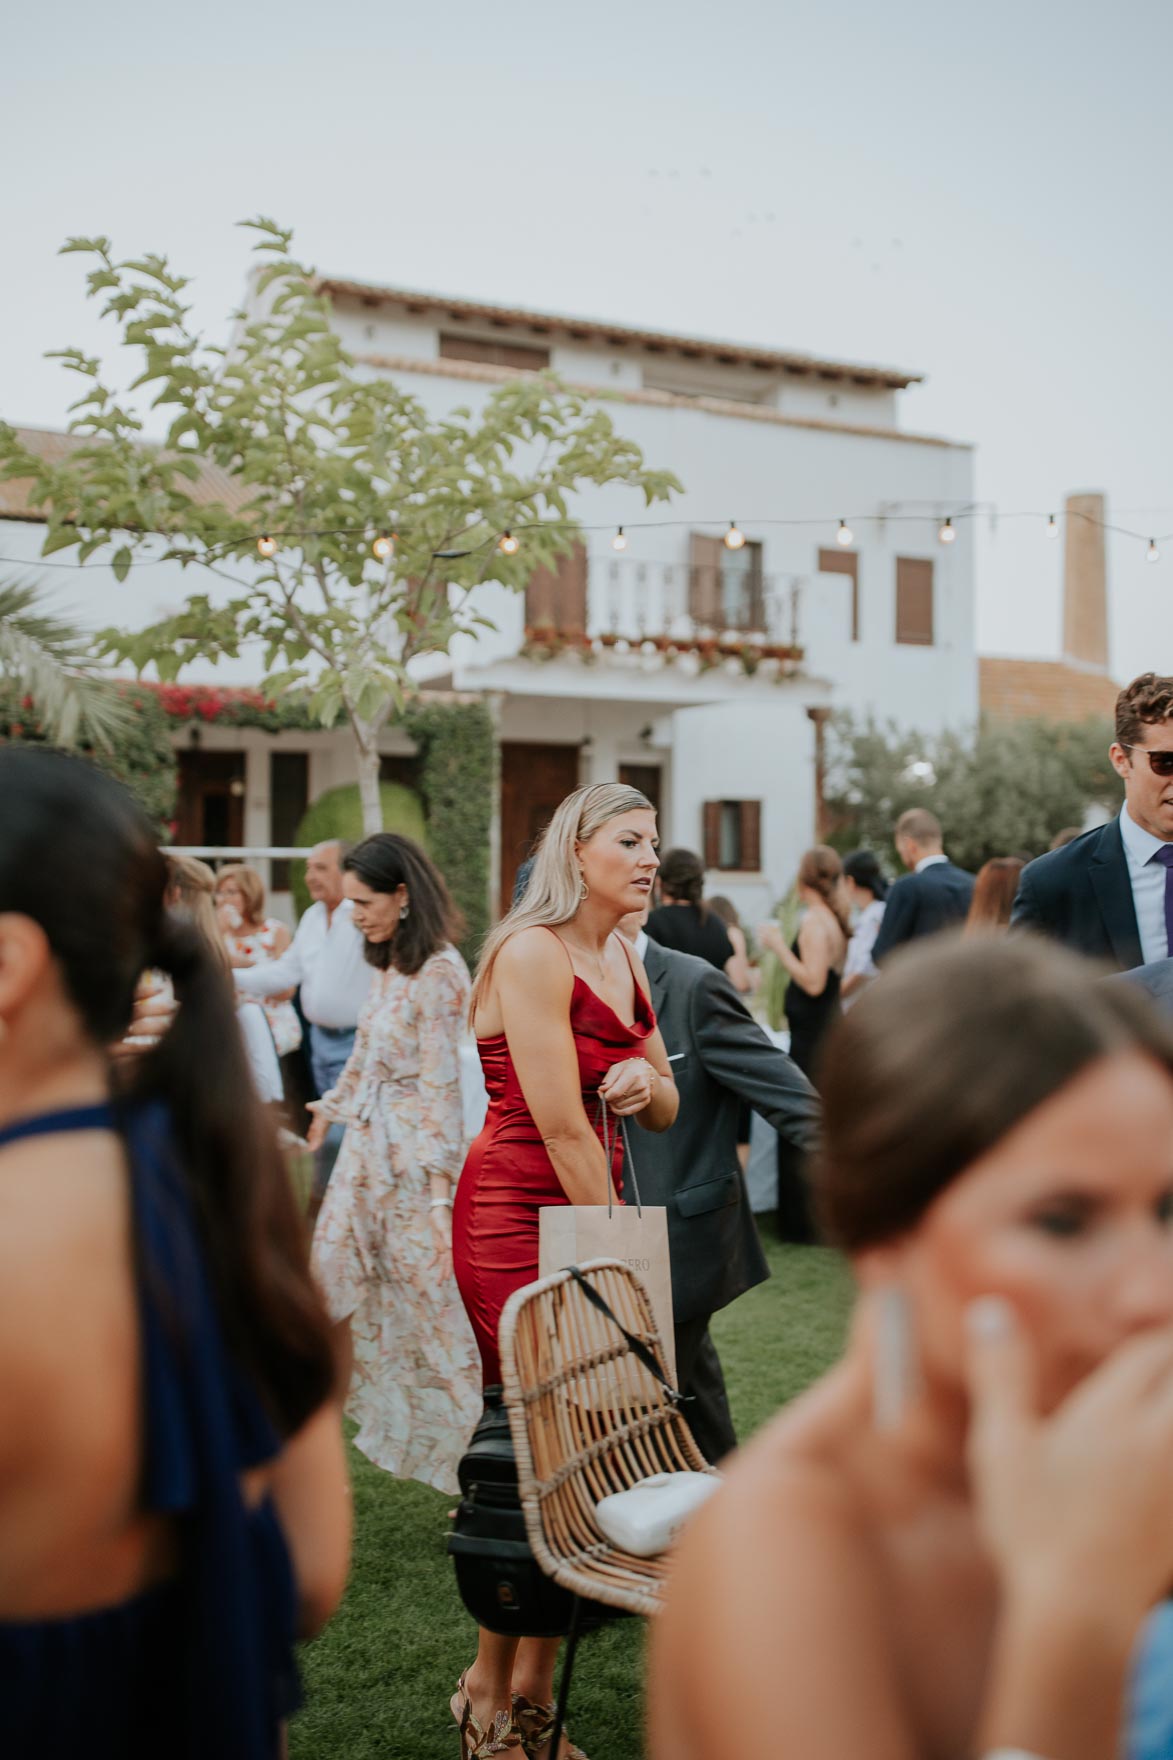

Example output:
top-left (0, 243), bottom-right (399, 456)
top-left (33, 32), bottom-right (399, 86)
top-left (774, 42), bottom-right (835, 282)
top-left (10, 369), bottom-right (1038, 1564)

top-left (498, 1257), bottom-right (716, 1618)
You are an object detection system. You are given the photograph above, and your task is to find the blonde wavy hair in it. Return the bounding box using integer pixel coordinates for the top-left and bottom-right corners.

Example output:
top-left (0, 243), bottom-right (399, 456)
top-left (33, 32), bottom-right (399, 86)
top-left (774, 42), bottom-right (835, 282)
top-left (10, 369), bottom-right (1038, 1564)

top-left (470, 781), bottom-right (654, 1018)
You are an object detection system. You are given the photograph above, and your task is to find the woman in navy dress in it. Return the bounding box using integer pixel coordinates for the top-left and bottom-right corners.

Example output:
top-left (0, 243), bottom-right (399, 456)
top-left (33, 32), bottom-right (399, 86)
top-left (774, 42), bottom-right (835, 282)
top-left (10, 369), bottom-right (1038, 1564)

top-left (0, 748), bottom-right (351, 1759)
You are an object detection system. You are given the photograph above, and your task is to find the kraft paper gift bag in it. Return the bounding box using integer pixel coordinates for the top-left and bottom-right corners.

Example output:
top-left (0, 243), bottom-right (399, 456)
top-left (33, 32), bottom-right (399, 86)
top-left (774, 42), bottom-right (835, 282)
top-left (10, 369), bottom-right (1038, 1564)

top-left (538, 1101), bottom-right (677, 1388)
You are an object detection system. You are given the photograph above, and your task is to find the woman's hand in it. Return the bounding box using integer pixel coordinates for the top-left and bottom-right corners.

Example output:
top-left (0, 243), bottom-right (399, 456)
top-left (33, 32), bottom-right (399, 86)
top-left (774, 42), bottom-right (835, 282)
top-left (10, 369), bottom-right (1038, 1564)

top-left (428, 1204), bottom-right (454, 1281)
top-left (757, 922), bottom-right (786, 960)
top-left (966, 1297), bottom-right (1173, 1628)
top-left (599, 1057), bottom-right (658, 1117)
top-left (109, 973), bottom-right (178, 1060)
top-left (306, 1102), bottom-right (329, 1153)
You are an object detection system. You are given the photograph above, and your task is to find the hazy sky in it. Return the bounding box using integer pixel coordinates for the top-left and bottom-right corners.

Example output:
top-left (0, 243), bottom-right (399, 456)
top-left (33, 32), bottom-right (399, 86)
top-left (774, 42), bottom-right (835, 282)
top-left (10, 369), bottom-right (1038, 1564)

top-left (4, 0), bottom-right (1170, 679)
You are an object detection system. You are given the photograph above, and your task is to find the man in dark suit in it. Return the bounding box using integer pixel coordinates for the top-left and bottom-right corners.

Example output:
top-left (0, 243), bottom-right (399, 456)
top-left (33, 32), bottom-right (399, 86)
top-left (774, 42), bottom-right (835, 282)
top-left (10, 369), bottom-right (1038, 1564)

top-left (871, 808), bottom-right (975, 962)
top-left (1012, 673), bottom-right (1173, 971)
top-left (619, 913), bottom-right (820, 1463)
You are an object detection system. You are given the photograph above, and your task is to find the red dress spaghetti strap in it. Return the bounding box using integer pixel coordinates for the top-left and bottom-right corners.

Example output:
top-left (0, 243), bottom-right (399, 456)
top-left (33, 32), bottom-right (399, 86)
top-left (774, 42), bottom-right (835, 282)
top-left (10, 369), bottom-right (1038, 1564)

top-left (452, 932), bottom-right (656, 1386)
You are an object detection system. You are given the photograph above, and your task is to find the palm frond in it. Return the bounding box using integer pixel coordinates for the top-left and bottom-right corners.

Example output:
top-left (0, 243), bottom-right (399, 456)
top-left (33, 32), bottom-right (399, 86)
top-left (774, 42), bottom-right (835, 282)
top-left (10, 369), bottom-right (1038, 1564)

top-left (0, 577), bottom-right (134, 749)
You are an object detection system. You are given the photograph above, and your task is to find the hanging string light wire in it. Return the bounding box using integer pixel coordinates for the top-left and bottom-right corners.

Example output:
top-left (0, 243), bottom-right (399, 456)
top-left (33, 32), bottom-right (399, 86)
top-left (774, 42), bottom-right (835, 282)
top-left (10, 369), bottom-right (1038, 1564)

top-left (9, 506), bottom-right (1170, 572)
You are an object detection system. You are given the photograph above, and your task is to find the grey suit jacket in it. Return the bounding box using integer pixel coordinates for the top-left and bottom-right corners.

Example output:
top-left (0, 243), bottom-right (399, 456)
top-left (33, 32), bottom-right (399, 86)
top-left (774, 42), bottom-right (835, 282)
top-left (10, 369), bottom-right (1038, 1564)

top-left (623, 939), bottom-right (821, 1324)
top-left (1121, 957), bottom-right (1173, 1012)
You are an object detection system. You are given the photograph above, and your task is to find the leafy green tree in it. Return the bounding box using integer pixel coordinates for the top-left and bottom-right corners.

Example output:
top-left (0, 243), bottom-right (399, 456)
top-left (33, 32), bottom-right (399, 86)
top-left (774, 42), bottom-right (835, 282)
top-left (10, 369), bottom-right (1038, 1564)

top-left (825, 712), bottom-right (1122, 873)
top-left (0, 220), bottom-right (680, 834)
top-left (0, 576), bottom-right (131, 748)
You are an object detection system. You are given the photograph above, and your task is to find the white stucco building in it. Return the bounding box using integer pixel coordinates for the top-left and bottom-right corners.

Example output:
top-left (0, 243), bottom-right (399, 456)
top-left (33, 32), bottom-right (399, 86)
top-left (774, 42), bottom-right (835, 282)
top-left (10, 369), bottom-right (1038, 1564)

top-left (2, 283), bottom-right (976, 921)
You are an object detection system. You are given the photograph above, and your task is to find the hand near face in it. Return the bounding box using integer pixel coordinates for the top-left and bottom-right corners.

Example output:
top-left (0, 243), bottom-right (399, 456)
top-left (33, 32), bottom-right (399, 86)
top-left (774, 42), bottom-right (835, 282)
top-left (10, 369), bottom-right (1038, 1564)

top-left (109, 973), bottom-right (178, 1060)
top-left (966, 1296), bottom-right (1173, 1625)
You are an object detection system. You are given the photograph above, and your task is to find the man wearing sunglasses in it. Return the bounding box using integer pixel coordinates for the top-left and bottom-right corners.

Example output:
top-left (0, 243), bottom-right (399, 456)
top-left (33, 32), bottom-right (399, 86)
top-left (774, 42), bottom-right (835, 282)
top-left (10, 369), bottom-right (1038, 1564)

top-left (1012, 672), bottom-right (1173, 970)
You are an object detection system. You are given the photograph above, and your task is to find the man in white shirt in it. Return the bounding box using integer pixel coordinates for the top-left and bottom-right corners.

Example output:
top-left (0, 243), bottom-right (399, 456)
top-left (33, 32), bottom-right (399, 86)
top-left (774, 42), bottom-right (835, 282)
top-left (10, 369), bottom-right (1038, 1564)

top-left (236, 840), bottom-right (371, 1185)
top-left (1013, 673), bottom-right (1173, 972)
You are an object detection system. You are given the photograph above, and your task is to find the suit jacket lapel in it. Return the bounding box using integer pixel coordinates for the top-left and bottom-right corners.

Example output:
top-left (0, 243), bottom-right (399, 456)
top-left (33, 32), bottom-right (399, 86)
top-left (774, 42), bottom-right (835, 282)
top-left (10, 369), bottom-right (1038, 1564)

top-left (643, 940), bottom-right (670, 1022)
top-left (1090, 819), bottom-right (1144, 970)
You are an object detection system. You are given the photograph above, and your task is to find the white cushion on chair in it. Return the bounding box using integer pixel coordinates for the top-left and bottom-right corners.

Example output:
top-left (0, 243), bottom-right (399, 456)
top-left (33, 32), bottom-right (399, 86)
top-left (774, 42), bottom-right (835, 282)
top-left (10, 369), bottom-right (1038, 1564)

top-left (594, 1472), bottom-right (720, 1557)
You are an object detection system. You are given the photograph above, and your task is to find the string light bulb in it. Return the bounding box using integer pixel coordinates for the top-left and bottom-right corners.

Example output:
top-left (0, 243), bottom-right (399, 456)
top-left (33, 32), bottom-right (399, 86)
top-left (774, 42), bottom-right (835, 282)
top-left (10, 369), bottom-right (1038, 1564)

top-left (371, 532), bottom-right (395, 561)
top-left (1046, 513), bottom-right (1059, 539)
top-left (836, 519), bottom-right (853, 547)
top-left (724, 521), bottom-right (746, 551)
top-left (257, 534), bottom-right (277, 558)
top-left (938, 517), bottom-right (957, 545)
top-left (1148, 539), bottom-right (1160, 564)
top-left (498, 530), bottom-right (519, 556)
top-left (612, 527), bottom-right (628, 551)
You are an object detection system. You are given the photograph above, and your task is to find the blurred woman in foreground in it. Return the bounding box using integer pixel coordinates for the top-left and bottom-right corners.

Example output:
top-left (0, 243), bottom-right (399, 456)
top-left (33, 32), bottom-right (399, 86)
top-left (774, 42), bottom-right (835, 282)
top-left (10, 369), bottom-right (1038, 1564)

top-left (0, 750), bottom-right (349, 1759)
top-left (652, 936), bottom-right (1173, 1760)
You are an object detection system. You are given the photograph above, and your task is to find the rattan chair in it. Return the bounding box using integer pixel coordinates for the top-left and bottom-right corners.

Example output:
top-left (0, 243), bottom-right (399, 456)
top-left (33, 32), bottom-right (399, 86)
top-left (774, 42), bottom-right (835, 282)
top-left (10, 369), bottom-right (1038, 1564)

top-left (498, 1257), bottom-right (718, 1752)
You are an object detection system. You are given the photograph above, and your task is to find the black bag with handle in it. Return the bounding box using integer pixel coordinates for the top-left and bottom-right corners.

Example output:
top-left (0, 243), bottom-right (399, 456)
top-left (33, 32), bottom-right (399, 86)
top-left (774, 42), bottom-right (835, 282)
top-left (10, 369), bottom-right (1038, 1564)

top-left (448, 1386), bottom-right (612, 1637)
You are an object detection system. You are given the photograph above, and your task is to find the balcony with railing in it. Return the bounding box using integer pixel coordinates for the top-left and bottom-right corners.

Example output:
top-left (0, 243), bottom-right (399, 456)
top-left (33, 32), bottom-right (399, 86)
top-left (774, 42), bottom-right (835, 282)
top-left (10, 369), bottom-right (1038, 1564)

top-left (520, 544), bottom-right (805, 678)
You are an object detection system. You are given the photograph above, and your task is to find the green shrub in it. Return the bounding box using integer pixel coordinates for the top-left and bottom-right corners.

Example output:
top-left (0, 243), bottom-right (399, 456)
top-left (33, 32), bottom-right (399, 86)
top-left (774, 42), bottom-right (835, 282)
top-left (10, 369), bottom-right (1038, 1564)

top-left (291, 783), bottom-right (427, 916)
top-left (404, 700), bottom-right (495, 965)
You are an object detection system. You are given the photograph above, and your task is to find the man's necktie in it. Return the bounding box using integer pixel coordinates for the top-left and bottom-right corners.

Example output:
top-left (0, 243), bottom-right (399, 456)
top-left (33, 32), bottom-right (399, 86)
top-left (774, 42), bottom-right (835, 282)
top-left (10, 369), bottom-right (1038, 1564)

top-left (1154, 844), bottom-right (1173, 958)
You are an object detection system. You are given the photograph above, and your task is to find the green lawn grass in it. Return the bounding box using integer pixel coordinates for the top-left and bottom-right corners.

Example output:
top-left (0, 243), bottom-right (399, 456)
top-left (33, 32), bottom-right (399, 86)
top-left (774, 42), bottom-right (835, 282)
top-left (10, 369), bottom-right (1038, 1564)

top-left (290, 1235), bottom-right (854, 1760)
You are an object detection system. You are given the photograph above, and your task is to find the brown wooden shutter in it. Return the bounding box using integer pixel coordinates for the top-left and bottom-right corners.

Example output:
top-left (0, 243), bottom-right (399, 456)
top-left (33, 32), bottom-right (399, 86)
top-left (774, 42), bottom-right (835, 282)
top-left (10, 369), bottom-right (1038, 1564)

top-left (702, 800), bottom-right (722, 868)
top-left (439, 333), bottom-right (550, 371)
top-left (689, 533), bottom-right (724, 625)
top-left (895, 557), bottom-right (934, 646)
top-left (817, 547), bottom-right (860, 642)
top-left (739, 801), bottom-right (762, 871)
top-left (525, 543), bottom-right (588, 633)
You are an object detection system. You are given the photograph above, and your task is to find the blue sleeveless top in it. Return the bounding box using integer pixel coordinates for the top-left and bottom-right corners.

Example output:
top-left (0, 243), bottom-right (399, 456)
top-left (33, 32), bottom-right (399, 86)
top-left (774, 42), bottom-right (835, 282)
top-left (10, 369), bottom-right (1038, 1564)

top-left (0, 1101), bottom-right (300, 1759)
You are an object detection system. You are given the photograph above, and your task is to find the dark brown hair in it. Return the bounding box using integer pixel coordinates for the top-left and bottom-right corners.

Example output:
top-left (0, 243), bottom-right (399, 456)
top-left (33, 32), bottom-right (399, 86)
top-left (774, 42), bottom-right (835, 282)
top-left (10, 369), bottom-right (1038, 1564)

top-left (0, 748), bottom-right (334, 1436)
top-left (815, 934), bottom-right (1173, 1251)
top-left (658, 847), bottom-right (707, 911)
top-left (705, 894), bottom-right (741, 930)
top-left (797, 844), bottom-right (852, 936)
top-left (344, 832), bottom-right (464, 973)
top-left (964, 856), bottom-right (1025, 934)
top-left (1116, 673), bottom-right (1173, 748)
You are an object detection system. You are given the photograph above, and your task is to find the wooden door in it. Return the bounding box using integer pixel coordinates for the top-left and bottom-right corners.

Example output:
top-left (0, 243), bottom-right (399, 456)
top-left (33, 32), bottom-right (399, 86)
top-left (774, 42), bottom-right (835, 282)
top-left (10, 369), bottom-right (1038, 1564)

top-left (499, 742), bottom-right (582, 915)
top-left (175, 750), bottom-right (245, 847)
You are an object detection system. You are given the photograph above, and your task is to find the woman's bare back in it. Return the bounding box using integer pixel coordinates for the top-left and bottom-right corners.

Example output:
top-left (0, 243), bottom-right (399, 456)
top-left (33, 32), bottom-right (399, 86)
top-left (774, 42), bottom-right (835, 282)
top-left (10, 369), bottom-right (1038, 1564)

top-left (0, 1130), bottom-right (175, 1617)
top-left (650, 1365), bottom-right (999, 1760)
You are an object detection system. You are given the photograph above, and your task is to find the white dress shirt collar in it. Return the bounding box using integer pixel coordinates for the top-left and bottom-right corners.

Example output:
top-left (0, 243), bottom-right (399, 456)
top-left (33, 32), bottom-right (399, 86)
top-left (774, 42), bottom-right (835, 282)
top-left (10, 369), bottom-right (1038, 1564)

top-left (634, 928), bottom-right (649, 961)
top-left (1119, 803), bottom-right (1171, 867)
top-left (914, 852), bottom-right (948, 873)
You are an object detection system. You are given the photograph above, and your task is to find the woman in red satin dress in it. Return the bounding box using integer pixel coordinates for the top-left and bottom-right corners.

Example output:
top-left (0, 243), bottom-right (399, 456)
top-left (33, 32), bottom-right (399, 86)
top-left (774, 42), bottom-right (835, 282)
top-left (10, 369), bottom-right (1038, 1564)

top-left (451, 782), bottom-right (678, 1760)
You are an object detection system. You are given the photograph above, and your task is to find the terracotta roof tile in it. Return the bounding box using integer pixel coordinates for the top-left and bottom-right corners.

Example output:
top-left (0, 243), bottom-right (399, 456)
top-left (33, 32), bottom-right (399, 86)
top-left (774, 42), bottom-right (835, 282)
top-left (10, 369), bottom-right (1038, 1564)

top-left (0, 426), bottom-right (254, 522)
top-left (314, 277), bottom-right (923, 390)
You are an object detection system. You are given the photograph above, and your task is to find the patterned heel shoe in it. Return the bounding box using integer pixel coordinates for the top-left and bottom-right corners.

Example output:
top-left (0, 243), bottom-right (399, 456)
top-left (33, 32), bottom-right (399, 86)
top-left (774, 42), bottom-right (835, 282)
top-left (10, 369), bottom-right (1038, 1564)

top-left (451, 1671), bottom-right (523, 1757)
top-left (512, 1694), bottom-right (590, 1760)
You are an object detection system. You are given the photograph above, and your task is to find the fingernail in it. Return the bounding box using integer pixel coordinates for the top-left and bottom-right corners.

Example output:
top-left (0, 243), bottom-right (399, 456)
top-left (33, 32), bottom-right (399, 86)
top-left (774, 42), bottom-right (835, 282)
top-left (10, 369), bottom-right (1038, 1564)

top-left (966, 1296), bottom-right (1013, 1339)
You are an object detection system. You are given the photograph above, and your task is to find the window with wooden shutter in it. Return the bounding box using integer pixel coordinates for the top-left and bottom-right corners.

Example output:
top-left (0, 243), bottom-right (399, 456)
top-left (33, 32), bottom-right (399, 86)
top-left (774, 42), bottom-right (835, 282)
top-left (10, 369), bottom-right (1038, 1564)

top-left (619, 763), bottom-right (662, 815)
top-left (440, 333), bottom-right (550, 372)
top-left (817, 547), bottom-right (860, 642)
top-left (690, 533), bottom-right (725, 628)
top-left (269, 752), bottom-right (309, 891)
top-left (690, 533), bottom-right (764, 630)
top-left (895, 557), bottom-right (934, 646)
top-left (525, 543), bottom-right (588, 633)
top-left (702, 799), bottom-right (763, 870)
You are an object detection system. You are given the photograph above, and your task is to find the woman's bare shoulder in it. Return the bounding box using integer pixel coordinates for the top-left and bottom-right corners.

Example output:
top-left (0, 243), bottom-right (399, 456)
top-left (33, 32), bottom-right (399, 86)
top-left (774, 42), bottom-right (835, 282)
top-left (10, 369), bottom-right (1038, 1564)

top-left (495, 926), bottom-right (573, 984)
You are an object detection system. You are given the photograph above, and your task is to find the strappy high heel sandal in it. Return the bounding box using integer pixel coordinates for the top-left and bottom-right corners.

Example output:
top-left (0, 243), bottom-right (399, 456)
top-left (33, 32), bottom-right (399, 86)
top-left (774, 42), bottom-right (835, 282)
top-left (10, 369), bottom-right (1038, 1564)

top-left (451, 1671), bottom-right (523, 1757)
top-left (512, 1694), bottom-right (590, 1760)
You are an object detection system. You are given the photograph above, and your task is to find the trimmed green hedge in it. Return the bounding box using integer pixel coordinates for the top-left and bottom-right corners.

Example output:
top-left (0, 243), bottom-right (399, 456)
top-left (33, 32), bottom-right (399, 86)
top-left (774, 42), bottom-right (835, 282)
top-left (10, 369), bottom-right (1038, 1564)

top-left (404, 699), bottom-right (496, 965)
top-left (290, 782), bottom-right (428, 916)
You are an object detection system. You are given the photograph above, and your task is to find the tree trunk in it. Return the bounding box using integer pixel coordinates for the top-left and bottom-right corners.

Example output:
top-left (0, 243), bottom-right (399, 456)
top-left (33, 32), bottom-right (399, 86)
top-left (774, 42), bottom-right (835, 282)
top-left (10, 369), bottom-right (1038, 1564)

top-left (354, 734), bottom-right (384, 835)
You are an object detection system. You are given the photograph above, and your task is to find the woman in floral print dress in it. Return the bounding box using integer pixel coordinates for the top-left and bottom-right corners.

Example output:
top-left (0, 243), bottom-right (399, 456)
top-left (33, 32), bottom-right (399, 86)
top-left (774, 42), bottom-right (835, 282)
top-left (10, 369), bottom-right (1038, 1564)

top-left (309, 834), bottom-right (481, 1495)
